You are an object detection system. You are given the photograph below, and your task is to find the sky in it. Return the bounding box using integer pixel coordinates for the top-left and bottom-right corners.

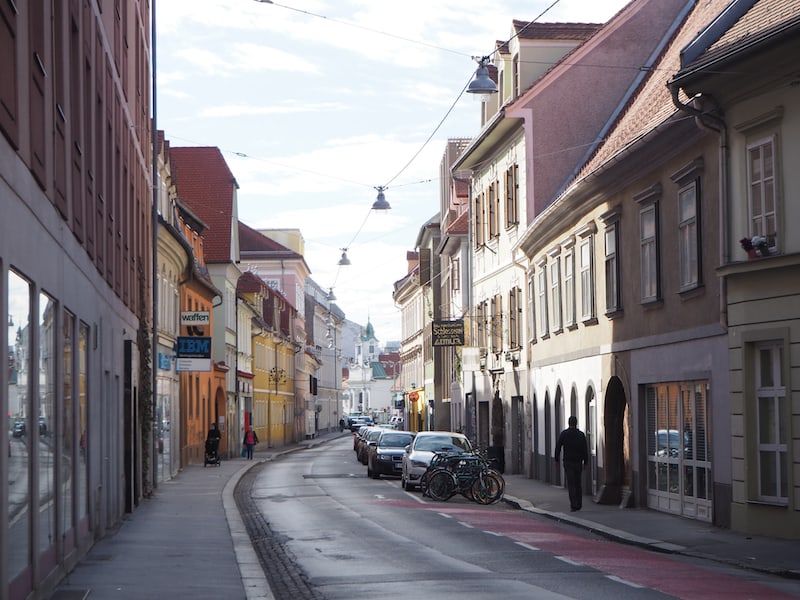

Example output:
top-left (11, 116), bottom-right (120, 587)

top-left (155, 0), bottom-right (631, 343)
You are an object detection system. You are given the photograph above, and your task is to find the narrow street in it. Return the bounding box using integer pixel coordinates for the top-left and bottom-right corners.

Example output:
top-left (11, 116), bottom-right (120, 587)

top-left (241, 439), bottom-right (800, 600)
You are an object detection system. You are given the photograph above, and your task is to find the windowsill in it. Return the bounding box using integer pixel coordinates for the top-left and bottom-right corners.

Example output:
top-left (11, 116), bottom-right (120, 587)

top-left (552, 328), bottom-right (564, 336)
top-left (566, 323), bottom-right (579, 332)
top-left (678, 284), bottom-right (704, 300)
top-left (718, 251), bottom-right (800, 276)
top-left (748, 499), bottom-right (789, 508)
top-left (582, 317), bottom-right (599, 327)
top-left (641, 298), bottom-right (663, 310)
top-left (605, 309), bottom-right (623, 320)
top-left (540, 333), bottom-right (550, 340)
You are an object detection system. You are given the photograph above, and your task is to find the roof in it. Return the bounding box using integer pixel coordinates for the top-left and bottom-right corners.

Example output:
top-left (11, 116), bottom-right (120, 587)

top-left (238, 221), bottom-right (303, 261)
top-left (170, 147), bottom-right (239, 264)
top-left (512, 20), bottom-right (603, 41)
top-left (675, 0), bottom-right (800, 79)
top-left (572, 0), bottom-right (732, 184)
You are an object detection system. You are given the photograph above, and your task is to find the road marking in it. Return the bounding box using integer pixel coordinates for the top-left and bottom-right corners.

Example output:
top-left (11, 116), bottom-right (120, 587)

top-left (606, 575), bottom-right (645, 589)
top-left (555, 556), bottom-right (583, 567)
top-left (514, 542), bottom-right (540, 551)
top-left (458, 521), bottom-right (475, 529)
top-left (484, 530), bottom-right (503, 536)
top-left (438, 512), bottom-right (453, 518)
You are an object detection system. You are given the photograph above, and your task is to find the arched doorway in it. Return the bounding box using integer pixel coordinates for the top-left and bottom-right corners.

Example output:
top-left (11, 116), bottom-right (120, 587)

top-left (599, 375), bottom-right (629, 505)
top-left (585, 385), bottom-right (598, 496)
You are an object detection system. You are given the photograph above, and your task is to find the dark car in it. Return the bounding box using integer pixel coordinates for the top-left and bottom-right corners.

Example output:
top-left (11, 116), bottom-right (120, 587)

top-left (12, 420), bottom-right (26, 438)
top-left (367, 430), bottom-right (416, 479)
top-left (353, 424), bottom-right (373, 452)
top-left (356, 427), bottom-right (383, 464)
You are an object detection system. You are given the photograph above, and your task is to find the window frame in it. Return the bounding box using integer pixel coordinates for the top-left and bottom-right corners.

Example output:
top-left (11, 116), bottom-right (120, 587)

top-left (746, 135), bottom-right (779, 252)
top-left (549, 256), bottom-right (562, 333)
top-left (754, 341), bottom-right (788, 504)
top-left (537, 266), bottom-right (549, 338)
top-left (563, 247), bottom-right (576, 329)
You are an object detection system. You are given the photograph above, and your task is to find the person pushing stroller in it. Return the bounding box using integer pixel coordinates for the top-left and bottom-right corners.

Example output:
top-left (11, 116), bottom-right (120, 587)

top-left (204, 422), bottom-right (222, 466)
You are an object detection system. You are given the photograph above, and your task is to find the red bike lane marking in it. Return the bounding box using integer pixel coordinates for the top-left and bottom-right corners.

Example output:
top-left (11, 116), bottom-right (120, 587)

top-left (427, 506), bottom-right (797, 600)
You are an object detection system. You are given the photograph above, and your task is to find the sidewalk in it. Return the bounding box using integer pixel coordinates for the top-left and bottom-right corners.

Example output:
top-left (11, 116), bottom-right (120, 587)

top-left (50, 431), bottom-right (800, 600)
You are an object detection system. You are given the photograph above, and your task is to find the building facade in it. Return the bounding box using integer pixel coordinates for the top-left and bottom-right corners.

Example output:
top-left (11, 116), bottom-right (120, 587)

top-left (2, 2), bottom-right (153, 597)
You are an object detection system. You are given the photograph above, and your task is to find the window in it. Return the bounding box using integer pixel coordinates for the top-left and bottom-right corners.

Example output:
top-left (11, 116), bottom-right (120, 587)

top-left (505, 164), bottom-right (519, 227)
top-left (488, 181), bottom-right (498, 239)
top-left (509, 287), bottom-right (522, 349)
top-left (640, 203), bottom-right (659, 301)
top-left (579, 237), bottom-right (595, 321)
top-left (563, 250), bottom-right (575, 328)
top-left (678, 182), bottom-right (700, 289)
top-left (538, 268), bottom-right (549, 337)
top-left (550, 259), bottom-right (562, 332)
top-left (527, 274), bottom-right (536, 342)
top-left (476, 300), bottom-right (487, 352)
top-left (490, 294), bottom-right (502, 353)
top-left (604, 224), bottom-right (620, 313)
top-left (451, 257), bottom-right (460, 291)
top-left (747, 136), bottom-right (778, 251)
top-left (755, 342), bottom-right (787, 503)
top-left (474, 192), bottom-right (485, 247)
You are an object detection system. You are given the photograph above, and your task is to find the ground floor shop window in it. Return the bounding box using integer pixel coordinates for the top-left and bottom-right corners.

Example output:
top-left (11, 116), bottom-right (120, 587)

top-left (646, 380), bottom-right (711, 521)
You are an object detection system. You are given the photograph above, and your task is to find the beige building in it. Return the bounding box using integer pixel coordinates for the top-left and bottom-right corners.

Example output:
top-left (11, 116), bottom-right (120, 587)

top-left (670, 0), bottom-right (800, 538)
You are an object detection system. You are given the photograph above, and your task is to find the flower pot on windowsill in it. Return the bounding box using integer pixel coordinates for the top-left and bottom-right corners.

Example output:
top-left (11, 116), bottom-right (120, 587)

top-left (747, 249), bottom-right (759, 259)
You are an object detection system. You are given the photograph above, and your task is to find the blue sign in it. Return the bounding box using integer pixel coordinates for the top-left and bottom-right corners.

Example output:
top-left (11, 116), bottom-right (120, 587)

top-left (176, 336), bottom-right (212, 359)
top-left (157, 352), bottom-right (172, 371)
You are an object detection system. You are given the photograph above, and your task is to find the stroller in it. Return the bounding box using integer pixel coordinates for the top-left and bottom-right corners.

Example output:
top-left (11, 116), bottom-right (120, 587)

top-left (204, 437), bottom-right (221, 467)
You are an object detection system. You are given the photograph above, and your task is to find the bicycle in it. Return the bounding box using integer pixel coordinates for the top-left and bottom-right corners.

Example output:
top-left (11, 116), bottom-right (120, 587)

top-left (422, 450), bottom-right (505, 504)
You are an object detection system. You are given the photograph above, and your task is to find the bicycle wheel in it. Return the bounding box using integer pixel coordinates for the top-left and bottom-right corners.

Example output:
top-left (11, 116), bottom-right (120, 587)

top-left (471, 472), bottom-right (504, 505)
top-left (426, 469), bottom-right (457, 501)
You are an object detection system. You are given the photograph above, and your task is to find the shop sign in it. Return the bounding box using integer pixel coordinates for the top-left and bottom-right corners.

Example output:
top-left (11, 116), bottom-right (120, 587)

top-left (432, 319), bottom-right (464, 347)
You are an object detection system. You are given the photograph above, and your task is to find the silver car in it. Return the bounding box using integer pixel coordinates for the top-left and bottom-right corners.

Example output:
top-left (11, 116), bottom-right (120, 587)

top-left (401, 431), bottom-right (473, 491)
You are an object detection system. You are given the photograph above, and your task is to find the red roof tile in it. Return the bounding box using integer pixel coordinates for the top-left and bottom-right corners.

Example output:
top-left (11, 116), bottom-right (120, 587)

top-left (170, 147), bottom-right (239, 264)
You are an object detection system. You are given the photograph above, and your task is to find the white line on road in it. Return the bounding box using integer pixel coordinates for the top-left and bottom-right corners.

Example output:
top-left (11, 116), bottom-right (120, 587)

top-left (514, 542), bottom-right (540, 551)
top-left (458, 521), bottom-right (475, 529)
top-left (606, 575), bottom-right (645, 588)
top-left (484, 530), bottom-right (503, 536)
top-left (555, 556), bottom-right (583, 567)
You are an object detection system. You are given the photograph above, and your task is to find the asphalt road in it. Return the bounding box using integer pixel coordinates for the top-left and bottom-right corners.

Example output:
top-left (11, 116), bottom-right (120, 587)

top-left (245, 438), bottom-right (800, 600)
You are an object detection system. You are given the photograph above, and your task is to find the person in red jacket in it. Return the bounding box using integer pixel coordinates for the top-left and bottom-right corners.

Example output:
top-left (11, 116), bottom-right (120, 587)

top-left (242, 428), bottom-right (259, 460)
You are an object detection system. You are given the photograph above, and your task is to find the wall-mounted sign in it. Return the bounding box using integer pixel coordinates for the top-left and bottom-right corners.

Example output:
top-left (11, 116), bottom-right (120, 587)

top-left (176, 336), bottom-right (211, 372)
top-left (431, 319), bottom-right (465, 347)
top-left (180, 311), bottom-right (210, 326)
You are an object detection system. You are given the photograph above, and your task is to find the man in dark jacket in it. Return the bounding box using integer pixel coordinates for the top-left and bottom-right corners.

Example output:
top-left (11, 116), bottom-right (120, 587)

top-left (554, 416), bottom-right (589, 511)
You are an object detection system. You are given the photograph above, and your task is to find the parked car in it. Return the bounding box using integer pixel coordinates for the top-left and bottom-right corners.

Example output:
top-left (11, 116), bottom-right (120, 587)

top-left (401, 431), bottom-right (473, 490)
top-left (357, 427), bottom-right (383, 464)
top-left (367, 430), bottom-right (416, 479)
top-left (353, 425), bottom-right (373, 452)
top-left (12, 420), bottom-right (26, 438)
top-left (348, 415), bottom-right (374, 432)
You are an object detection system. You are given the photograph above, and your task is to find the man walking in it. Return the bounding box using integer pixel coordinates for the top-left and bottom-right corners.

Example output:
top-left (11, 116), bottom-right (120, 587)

top-left (554, 416), bottom-right (589, 511)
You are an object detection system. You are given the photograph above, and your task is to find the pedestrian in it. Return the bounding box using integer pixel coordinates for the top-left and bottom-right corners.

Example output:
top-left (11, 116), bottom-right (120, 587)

top-left (339, 417), bottom-right (345, 432)
top-left (554, 415), bottom-right (589, 512)
top-left (242, 428), bottom-right (259, 460)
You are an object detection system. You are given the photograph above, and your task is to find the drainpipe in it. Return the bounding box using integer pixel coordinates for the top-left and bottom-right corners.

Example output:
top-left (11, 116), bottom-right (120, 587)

top-left (669, 87), bottom-right (729, 328)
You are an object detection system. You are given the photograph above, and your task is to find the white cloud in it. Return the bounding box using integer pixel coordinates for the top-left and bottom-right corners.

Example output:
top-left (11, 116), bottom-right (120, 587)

top-left (158, 0), bottom-right (631, 339)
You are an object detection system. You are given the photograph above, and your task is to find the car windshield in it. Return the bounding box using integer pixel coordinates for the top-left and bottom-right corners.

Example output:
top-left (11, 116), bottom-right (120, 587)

top-left (367, 429), bottom-right (382, 441)
top-left (415, 435), bottom-right (471, 452)
top-left (379, 433), bottom-right (414, 448)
